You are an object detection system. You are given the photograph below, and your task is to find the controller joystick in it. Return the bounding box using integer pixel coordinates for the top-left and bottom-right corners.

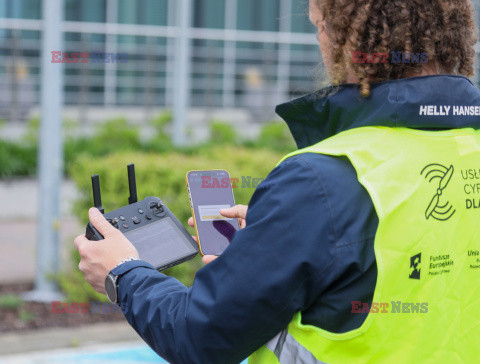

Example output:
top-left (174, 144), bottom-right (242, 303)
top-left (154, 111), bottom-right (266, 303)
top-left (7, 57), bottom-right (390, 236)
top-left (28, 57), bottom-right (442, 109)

top-left (149, 201), bottom-right (165, 216)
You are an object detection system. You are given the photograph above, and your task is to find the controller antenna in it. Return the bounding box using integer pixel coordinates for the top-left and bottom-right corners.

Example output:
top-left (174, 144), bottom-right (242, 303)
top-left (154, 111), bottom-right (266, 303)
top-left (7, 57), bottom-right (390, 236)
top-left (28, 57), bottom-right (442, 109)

top-left (91, 174), bottom-right (104, 214)
top-left (128, 163), bottom-right (138, 205)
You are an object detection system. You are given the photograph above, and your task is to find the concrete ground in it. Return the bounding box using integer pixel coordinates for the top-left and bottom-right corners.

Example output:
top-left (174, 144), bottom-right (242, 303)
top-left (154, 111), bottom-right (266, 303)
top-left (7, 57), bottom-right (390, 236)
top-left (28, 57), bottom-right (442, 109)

top-left (0, 322), bottom-right (248, 363)
top-left (0, 342), bottom-right (162, 364)
top-left (0, 322), bottom-right (160, 363)
top-left (0, 178), bottom-right (81, 284)
top-left (0, 322), bottom-right (141, 356)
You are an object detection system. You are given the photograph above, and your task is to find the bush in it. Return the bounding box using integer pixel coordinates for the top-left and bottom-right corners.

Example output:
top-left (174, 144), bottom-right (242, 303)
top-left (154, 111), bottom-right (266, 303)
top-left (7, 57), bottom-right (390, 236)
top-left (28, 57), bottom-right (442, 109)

top-left (0, 115), bottom-right (297, 178)
top-left (66, 118), bottom-right (141, 157)
top-left (144, 112), bottom-right (174, 152)
top-left (0, 294), bottom-right (23, 310)
top-left (255, 121), bottom-right (296, 152)
top-left (209, 120), bottom-right (237, 145)
top-left (0, 140), bottom-right (37, 177)
top-left (65, 146), bottom-right (284, 297)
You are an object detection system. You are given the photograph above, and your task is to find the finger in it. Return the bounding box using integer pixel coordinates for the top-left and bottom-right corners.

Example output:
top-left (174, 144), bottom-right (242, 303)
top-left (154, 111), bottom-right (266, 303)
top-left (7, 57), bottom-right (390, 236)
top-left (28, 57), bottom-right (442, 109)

top-left (89, 208), bottom-right (117, 237)
top-left (78, 259), bottom-right (86, 273)
top-left (202, 255), bottom-right (218, 264)
top-left (219, 205), bottom-right (248, 219)
top-left (212, 220), bottom-right (236, 242)
top-left (239, 219), bottom-right (247, 229)
top-left (74, 234), bottom-right (87, 250)
top-left (188, 217), bottom-right (194, 227)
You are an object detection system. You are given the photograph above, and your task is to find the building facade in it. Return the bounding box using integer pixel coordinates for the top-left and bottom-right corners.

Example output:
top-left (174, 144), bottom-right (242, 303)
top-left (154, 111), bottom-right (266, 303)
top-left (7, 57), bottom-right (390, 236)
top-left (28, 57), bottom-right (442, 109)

top-left (0, 0), bottom-right (479, 122)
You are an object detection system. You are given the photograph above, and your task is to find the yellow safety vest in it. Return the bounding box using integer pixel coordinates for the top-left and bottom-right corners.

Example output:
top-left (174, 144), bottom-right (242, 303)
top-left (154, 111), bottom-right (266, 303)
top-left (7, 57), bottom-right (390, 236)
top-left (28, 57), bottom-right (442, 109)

top-left (250, 126), bottom-right (480, 363)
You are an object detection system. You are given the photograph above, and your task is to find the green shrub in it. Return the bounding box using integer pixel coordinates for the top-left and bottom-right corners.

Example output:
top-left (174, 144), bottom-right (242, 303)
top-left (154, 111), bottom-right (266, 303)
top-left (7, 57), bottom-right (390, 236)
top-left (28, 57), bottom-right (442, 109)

top-left (0, 294), bottom-right (23, 310)
top-left (209, 120), bottom-right (237, 144)
top-left (64, 118), bottom-right (143, 175)
top-left (18, 309), bottom-right (36, 323)
top-left (255, 121), bottom-right (296, 152)
top-left (149, 111), bottom-right (173, 132)
top-left (144, 112), bottom-right (173, 152)
top-left (65, 146), bottom-right (284, 295)
top-left (23, 117), bottom-right (40, 146)
top-left (0, 140), bottom-right (37, 177)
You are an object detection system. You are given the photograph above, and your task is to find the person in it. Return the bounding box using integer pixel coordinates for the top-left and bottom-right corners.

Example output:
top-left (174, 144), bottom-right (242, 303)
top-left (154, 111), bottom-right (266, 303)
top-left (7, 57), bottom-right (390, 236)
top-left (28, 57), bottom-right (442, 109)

top-left (75, 0), bottom-right (480, 362)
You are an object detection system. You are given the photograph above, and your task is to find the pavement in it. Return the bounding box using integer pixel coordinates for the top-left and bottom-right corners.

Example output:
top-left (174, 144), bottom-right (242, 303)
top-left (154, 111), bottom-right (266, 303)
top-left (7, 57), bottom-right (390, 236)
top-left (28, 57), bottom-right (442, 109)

top-left (0, 322), bottom-right (248, 363)
top-left (0, 322), bottom-right (141, 356)
top-left (0, 178), bottom-right (81, 284)
top-left (0, 342), bottom-right (163, 364)
top-left (0, 322), bottom-right (161, 364)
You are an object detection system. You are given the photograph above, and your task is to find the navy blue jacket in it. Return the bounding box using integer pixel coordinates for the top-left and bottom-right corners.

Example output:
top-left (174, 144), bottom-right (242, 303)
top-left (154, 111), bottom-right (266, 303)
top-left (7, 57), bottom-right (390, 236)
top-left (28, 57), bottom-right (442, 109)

top-left (113, 75), bottom-right (480, 363)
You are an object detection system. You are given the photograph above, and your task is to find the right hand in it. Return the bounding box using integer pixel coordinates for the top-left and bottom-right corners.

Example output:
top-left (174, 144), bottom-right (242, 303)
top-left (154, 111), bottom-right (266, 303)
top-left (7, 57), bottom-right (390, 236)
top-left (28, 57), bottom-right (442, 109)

top-left (188, 204), bottom-right (248, 264)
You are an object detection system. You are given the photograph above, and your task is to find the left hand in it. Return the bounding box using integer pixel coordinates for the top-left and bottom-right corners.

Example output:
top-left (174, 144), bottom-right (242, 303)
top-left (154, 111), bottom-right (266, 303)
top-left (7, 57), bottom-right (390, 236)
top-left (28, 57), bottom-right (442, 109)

top-left (74, 208), bottom-right (139, 294)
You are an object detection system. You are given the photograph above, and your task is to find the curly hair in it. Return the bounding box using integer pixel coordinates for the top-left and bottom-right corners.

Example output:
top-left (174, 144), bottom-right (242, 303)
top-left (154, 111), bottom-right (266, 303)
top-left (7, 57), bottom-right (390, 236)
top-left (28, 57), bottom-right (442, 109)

top-left (315, 0), bottom-right (478, 97)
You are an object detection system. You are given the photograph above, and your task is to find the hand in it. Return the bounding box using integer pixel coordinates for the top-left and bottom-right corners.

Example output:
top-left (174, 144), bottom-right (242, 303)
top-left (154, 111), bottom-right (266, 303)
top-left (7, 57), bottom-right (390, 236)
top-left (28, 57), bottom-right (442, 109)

top-left (188, 204), bottom-right (248, 264)
top-left (74, 208), bottom-right (140, 294)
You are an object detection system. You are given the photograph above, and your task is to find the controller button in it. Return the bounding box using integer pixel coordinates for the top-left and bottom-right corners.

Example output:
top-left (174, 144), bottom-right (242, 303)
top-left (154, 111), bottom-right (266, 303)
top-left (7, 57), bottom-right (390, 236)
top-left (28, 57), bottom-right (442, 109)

top-left (119, 215), bottom-right (126, 221)
top-left (146, 214), bottom-right (152, 220)
top-left (133, 218), bottom-right (141, 224)
top-left (138, 209), bottom-right (144, 214)
top-left (122, 223), bottom-right (129, 229)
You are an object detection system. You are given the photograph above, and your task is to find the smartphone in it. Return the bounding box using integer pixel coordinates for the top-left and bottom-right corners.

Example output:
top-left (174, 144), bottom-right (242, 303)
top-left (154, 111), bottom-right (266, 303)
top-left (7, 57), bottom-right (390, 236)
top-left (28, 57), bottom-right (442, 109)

top-left (186, 170), bottom-right (239, 256)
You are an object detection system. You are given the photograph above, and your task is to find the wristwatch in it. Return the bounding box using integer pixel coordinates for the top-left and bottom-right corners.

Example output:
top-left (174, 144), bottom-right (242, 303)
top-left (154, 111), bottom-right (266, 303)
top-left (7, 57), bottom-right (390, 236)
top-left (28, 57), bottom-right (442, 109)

top-left (105, 257), bottom-right (141, 304)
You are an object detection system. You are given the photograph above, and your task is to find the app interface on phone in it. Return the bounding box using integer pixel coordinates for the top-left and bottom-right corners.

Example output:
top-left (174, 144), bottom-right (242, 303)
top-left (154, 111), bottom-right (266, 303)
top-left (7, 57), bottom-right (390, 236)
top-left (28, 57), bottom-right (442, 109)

top-left (188, 171), bottom-right (239, 255)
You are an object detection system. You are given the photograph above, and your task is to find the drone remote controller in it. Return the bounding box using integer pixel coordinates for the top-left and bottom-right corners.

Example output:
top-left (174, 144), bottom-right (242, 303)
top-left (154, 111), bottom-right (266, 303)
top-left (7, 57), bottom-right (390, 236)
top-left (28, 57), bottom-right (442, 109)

top-left (85, 164), bottom-right (198, 271)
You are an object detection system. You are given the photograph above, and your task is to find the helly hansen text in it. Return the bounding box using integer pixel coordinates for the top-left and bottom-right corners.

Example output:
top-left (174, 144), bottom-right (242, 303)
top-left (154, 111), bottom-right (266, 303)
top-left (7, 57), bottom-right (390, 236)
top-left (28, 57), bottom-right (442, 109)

top-left (419, 105), bottom-right (480, 116)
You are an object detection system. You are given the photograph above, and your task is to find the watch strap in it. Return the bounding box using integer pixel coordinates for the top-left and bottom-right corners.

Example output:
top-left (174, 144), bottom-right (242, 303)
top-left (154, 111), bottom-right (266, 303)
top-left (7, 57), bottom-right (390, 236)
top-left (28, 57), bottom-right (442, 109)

top-left (114, 256), bottom-right (141, 270)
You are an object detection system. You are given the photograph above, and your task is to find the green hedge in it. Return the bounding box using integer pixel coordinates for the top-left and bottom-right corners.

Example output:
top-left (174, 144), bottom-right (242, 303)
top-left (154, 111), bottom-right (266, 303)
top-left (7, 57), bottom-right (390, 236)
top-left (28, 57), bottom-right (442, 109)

top-left (0, 140), bottom-right (37, 177)
top-left (0, 115), bottom-right (296, 177)
top-left (64, 146), bottom-right (285, 301)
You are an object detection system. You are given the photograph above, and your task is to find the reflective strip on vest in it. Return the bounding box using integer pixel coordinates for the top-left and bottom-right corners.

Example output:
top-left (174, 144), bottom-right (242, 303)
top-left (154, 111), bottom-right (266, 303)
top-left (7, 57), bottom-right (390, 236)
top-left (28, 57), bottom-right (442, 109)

top-left (265, 330), bottom-right (325, 364)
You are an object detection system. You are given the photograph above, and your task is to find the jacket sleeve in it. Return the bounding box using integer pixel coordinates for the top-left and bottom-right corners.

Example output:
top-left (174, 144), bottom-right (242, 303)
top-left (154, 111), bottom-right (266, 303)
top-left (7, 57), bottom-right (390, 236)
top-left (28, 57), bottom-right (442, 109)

top-left (113, 156), bottom-right (338, 364)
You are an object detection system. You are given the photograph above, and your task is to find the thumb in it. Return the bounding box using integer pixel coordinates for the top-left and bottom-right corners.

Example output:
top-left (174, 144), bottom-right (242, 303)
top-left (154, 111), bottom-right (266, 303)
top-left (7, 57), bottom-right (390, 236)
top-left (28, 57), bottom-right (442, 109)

top-left (89, 208), bottom-right (116, 237)
top-left (220, 204), bottom-right (248, 219)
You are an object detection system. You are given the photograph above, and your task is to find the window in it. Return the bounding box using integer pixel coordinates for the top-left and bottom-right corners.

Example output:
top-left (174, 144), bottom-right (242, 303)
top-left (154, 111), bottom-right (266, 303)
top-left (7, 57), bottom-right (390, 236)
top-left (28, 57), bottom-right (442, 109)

top-left (237, 0), bottom-right (279, 31)
top-left (0, 0), bottom-right (41, 19)
top-left (65, 0), bottom-right (106, 22)
top-left (193, 0), bottom-right (225, 29)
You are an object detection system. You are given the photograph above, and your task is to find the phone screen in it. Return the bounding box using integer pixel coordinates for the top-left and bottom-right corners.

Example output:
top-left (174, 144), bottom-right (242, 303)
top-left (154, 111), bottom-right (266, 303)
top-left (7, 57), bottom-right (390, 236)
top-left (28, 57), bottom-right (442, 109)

top-left (187, 170), bottom-right (239, 255)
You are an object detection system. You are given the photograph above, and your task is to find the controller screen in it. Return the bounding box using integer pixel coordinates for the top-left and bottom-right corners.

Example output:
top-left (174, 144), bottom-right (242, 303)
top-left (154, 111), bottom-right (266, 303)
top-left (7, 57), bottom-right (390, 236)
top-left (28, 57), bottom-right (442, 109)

top-left (124, 217), bottom-right (196, 267)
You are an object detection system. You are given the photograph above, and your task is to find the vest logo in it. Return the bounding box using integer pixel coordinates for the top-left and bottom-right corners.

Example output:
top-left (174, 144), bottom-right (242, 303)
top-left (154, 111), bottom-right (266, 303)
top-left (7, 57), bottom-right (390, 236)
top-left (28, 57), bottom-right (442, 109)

top-left (421, 164), bottom-right (456, 221)
top-left (409, 253), bottom-right (422, 279)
